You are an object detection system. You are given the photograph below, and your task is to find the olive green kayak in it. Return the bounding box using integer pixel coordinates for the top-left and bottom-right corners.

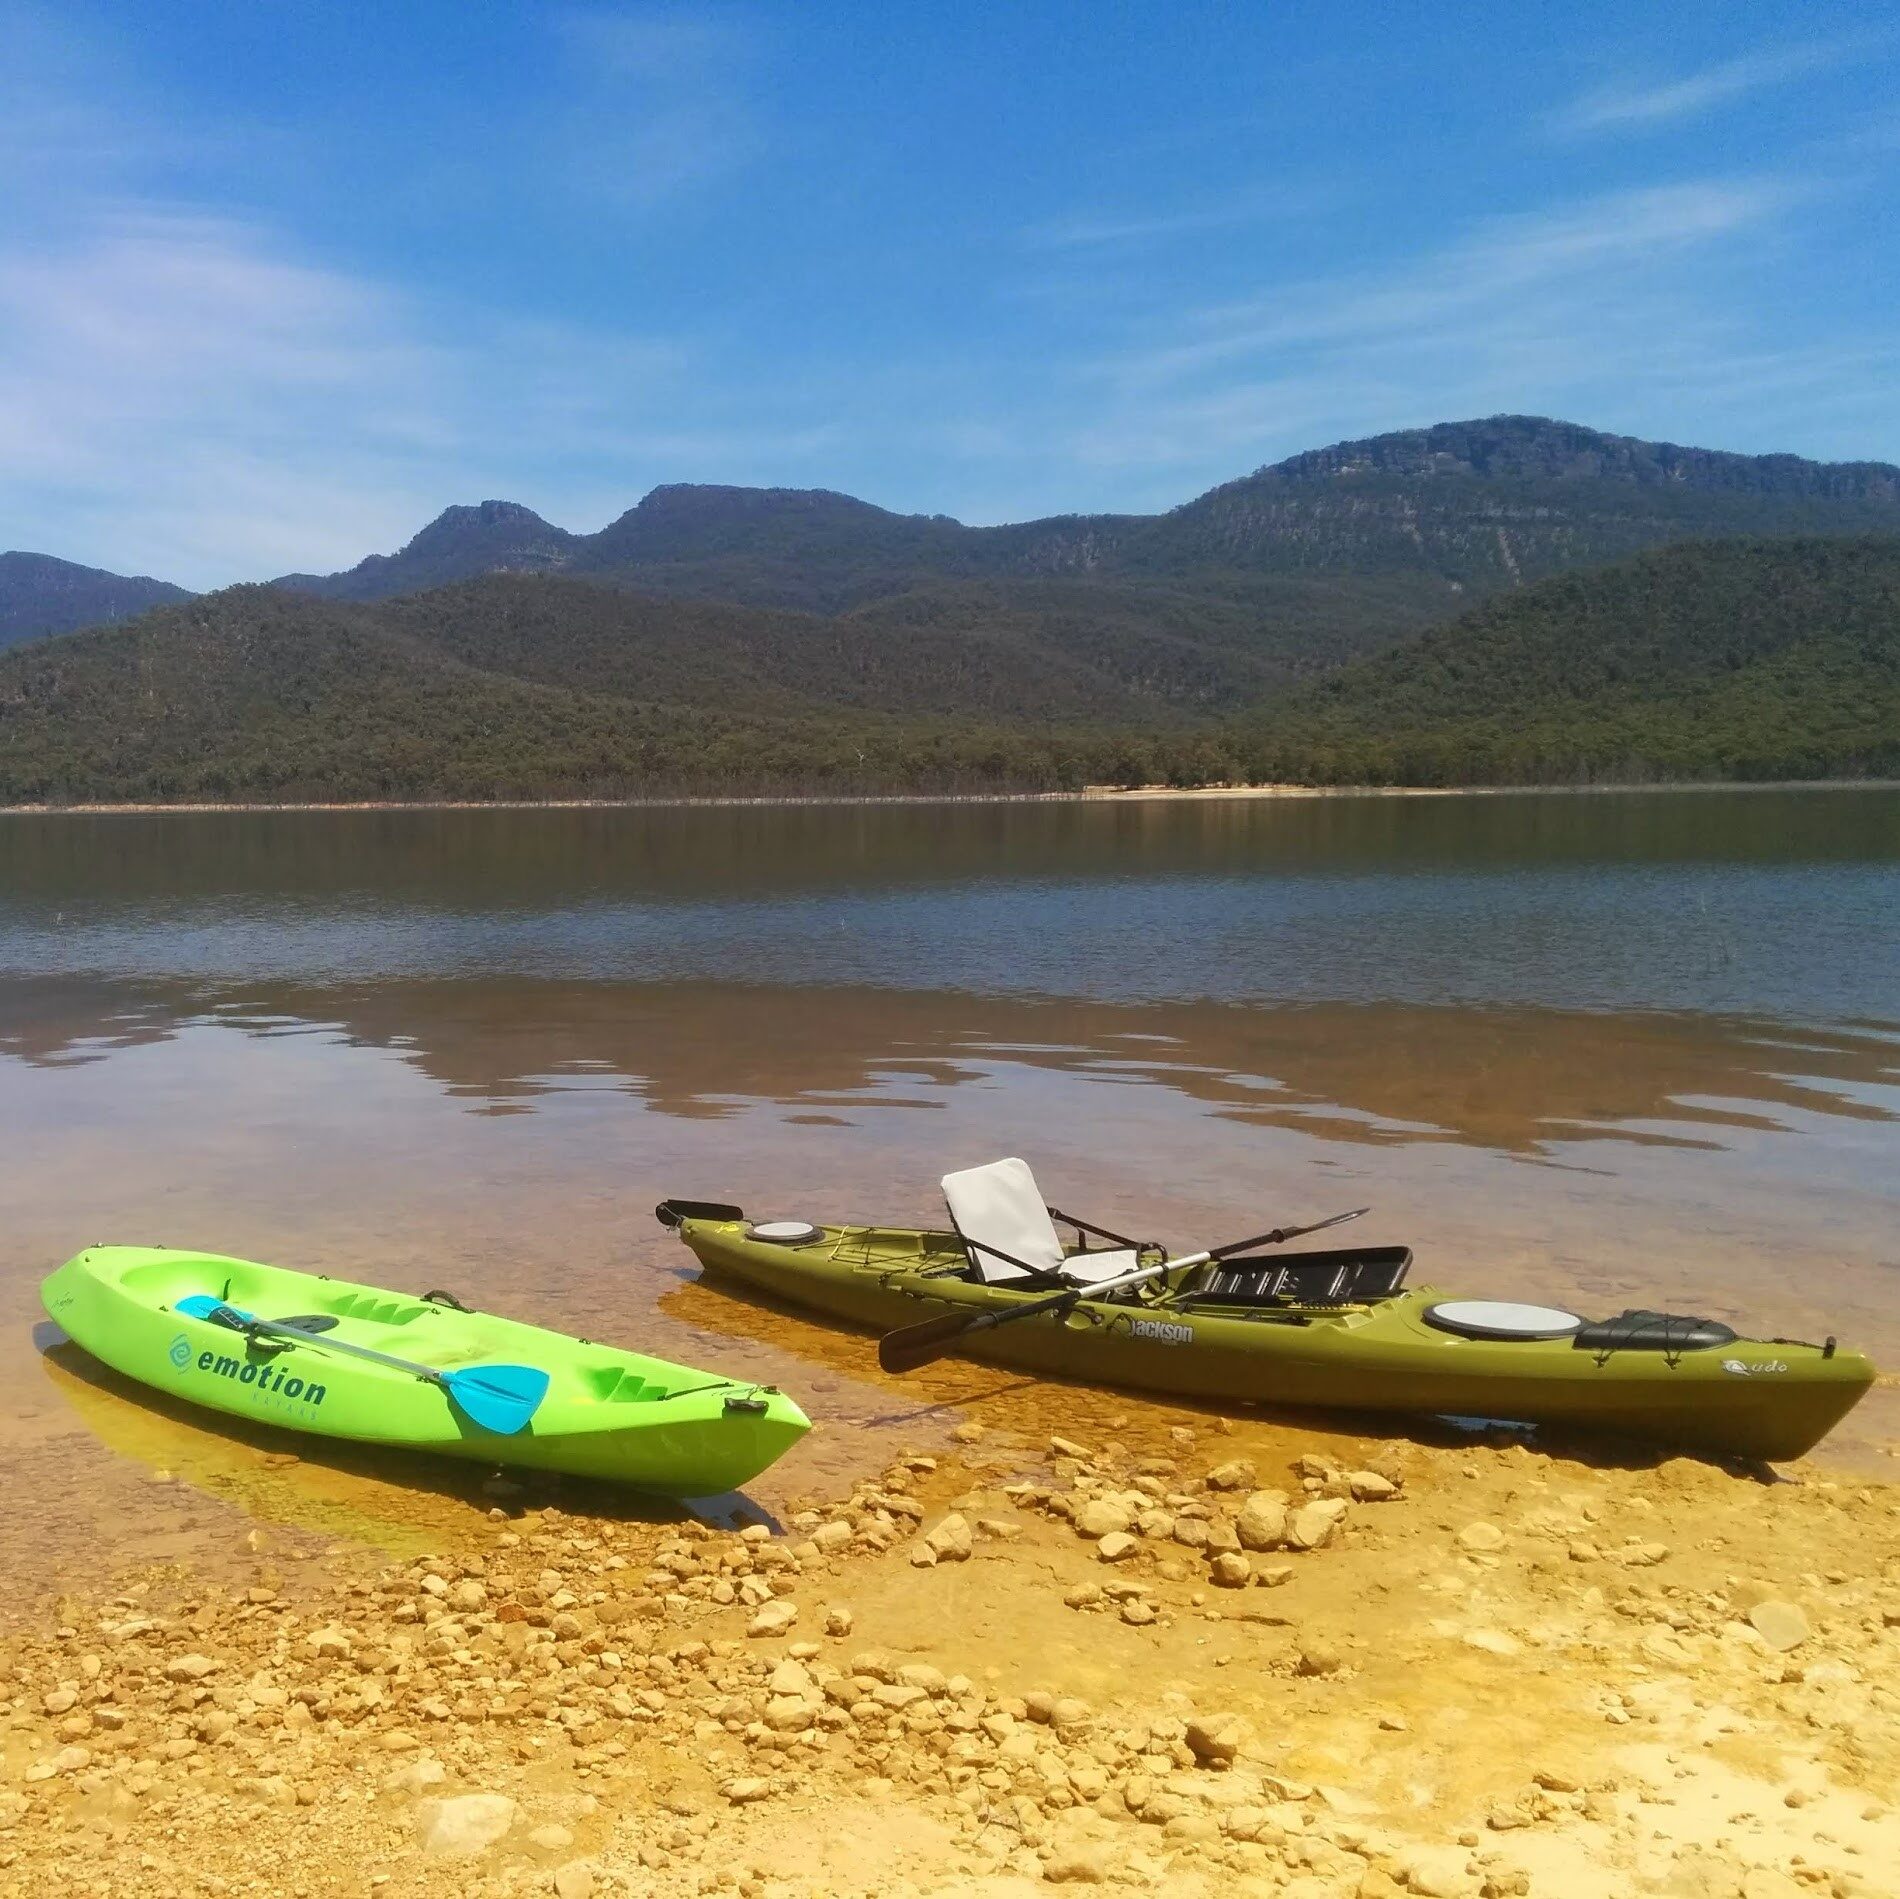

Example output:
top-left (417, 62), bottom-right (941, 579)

top-left (659, 1205), bottom-right (1874, 1463)
top-left (43, 1246), bottom-right (810, 1497)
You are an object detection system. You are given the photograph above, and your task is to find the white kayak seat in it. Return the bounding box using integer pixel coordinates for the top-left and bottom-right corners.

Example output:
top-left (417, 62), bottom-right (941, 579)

top-left (941, 1158), bottom-right (1140, 1288)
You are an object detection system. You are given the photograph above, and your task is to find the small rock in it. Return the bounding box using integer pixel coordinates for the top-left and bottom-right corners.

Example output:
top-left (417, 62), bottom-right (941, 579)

top-left (1348, 1470), bottom-right (1400, 1501)
top-left (1120, 1599), bottom-right (1157, 1627)
top-left (1096, 1532), bottom-right (1139, 1563)
top-left (823, 1604), bottom-right (854, 1638)
top-left (1172, 1517), bottom-right (1212, 1551)
top-left (1749, 1600), bottom-right (1811, 1652)
top-left (950, 1421), bottom-right (986, 1443)
top-left (553, 1863), bottom-right (595, 1899)
top-left (1065, 1582), bottom-right (1105, 1609)
top-left (42, 1688), bottom-right (78, 1715)
top-left (1457, 1522), bottom-right (1506, 1554)
top-left (720, 1777), bottom-right (773, 1804)
top-left (1050, 1436), bottom-right (1092, 1460)
top-left (1184, 1711), bottom-right (1248, 1764)
top-left (746, 1600), bottom-right (799, 1637)
top-left (1234, 1491), bottom-right (1289, 1551)
top-left (1205, 1459), bottom-right (1256, 1490)
top-left (415, 1793), bottom-right (517, 1857)
top-left (925, 1514), bottom-right (973, 1562)
top-left (384, 1759), bottom-right (447, 1797)
top-left (1297, 1638), bottom-right (1344, 1677)
top-left (529, 1824), bottom-right (576, 1851)
top-left (1210, 1552), bottom-right (1251, 1589)
top-left (1042, 1845), bottom-right (1107, 1883)
top-left (1073, 1498), bottom-right (1133, 1539)
top-left (1288, 1498), bottom-right (1348, 1551)
top-left (164, 1654), bottom-right (219, 1681)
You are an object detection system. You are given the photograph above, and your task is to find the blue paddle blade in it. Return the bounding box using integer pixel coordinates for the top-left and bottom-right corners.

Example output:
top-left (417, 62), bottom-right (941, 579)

top-left (439, 1363), bottom-right (550, 1435)
top-left (177, 1294), bottom-right (252, 1322)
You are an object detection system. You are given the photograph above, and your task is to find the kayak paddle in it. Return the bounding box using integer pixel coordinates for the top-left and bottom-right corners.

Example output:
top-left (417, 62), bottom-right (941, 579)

top-left (174, 1295), bottom-right (550, 1435)
top-left (876, 1206), bottom-right (1368, 1374)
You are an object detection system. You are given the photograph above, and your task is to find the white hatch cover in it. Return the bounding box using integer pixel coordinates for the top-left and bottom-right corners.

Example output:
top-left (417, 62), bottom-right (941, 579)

top-left (1423, 1299), bottom-right (1585, 1341)
top-left (749, 1220), bottom-right (822, 1246)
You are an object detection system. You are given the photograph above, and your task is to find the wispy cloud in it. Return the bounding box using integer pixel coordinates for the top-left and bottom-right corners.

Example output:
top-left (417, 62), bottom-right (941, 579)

top-left (549, 6), bottom-right (762, 210)
top-left (1058, 178), bottom-right (1817, 471)
top-left (1095, 179), bottom-right (1797, 388)
top-left (1552, 41), bottom-right (1865, 136)
top-left (1023, 187), bottom-right (1329, 251)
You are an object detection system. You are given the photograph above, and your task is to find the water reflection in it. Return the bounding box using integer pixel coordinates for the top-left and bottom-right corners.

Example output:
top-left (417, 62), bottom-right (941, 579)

top-left (5, 975), bottom-right (1894, 1157)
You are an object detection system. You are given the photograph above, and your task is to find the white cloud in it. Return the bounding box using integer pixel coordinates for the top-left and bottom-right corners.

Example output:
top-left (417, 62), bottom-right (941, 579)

top-left (1058, 179), bottom-right (1818, 471)
top-left (0, 210), bottom-right (783, 585)
top-left (1553, 42), bottom-right (1865, 135)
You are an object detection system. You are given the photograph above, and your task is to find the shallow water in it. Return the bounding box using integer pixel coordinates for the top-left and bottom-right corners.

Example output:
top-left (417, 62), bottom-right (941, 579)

top-left (4, 792), bottom-right (1897, 1604)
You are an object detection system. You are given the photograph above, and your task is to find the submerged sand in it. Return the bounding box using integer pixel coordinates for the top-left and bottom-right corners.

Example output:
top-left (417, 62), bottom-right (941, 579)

top-left (4, 1411), bottom-right (1897, 1899)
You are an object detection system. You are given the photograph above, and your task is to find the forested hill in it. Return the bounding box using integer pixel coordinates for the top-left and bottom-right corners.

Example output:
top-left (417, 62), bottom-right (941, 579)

top-left (266, 415), bottom-right (1900, 617)
top-left (3, 536), bottom-right (1896, 801)
top-left (0, 553), bottom-right (193, 652)
top-left (1242, 537), bottom-right (1900, 786)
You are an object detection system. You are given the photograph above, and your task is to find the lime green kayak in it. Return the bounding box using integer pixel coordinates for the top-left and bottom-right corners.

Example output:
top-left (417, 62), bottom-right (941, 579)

top-left (43, 1246), bottom-right (810, 1497)
top-left (660, 1207), bottom-right (1874, 1463)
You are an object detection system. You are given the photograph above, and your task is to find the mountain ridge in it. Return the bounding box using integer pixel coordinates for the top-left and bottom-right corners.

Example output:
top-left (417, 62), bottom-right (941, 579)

top-left (4, 534), bottom-right (1895, 801)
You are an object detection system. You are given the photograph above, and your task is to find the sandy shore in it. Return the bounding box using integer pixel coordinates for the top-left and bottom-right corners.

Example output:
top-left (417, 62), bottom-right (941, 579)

top-left (4, 1414), bottom-right (1896, 1898)
top-left (2, 781), bottom-right (1895, 817)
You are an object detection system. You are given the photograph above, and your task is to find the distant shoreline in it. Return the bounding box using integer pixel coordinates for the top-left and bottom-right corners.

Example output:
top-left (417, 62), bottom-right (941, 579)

top-left (2, 779), bottom-right (1896, 816)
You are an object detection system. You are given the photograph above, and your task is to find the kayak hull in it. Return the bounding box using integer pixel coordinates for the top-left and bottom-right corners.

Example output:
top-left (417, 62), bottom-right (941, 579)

top-left (672, 1218), bottom-right (1874, 1464)
top-left (43, 1247), bottom-right (809, 1497)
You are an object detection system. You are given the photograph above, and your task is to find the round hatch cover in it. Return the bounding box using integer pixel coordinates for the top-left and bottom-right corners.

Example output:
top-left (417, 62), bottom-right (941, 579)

top-left (748, 1220), bottom-right (822, 1246)
top-left (1423, 1299), bottom-right (1584, 1341)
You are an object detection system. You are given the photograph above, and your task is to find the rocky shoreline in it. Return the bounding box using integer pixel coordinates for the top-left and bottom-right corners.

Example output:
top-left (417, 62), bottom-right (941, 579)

top-left (3, 1419), bottom-right (1897, 1898)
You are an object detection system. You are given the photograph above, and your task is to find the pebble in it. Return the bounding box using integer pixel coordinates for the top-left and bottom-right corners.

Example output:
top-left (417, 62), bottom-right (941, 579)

top-left (925, 1513), bottom-right (974, 1562)
top-left (552, 1865), bottom-right (595, 1899)
top-left (1748, 1600), bottom-right (1811, 1652)
top-left (747, 1601), bottom-right (799, 1637)
top-left (1235, 1492), bottom-right (1289, 1551)
top-left (1297, 1638), bottom-right (1344, 1677)
top-left (1288, 1499), bottom-right (1348, 1551)
top-left (1210, 1552), bottom-right (1251, 1589)
top-left (1348, 1470), bottom-right (1400, 1501)
top-left (163, 1653), bottom-right (219, 1680)
top-left (1184, 1711), bottom-right (1247, 1764)
top-left (1074, 1497), bottom-right (1133, 1539)
top-left (528, 1824), bottom-right (575, 1851)
top-left (1458, 1521), bottom-right (1507, 1553)
top-left (720, 1777), bottom-right (773, 1804)
top-left (823, 1604), bottom-right (854, 1637)
top-left (1096, 1532), bottom-right (1139, 1563)
top-left (1205, 1460), bottom-right (1256, 1491)
top-left (414, 1793), bottom-right (517, 1857)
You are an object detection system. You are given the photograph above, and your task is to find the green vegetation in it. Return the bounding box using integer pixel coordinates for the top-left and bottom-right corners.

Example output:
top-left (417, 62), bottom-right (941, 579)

top-left (2, 529), bottom-right (1896, 804)
top-left (1244, 538), bottom-right (1900, 785)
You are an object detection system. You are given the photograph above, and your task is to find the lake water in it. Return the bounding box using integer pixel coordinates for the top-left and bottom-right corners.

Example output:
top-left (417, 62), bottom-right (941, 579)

top-left (4, 791), bottom-right (1897, 1605)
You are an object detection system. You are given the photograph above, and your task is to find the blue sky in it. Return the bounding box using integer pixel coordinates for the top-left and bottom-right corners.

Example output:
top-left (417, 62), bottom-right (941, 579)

top-left (3, 0), bottom-right (1897, 587)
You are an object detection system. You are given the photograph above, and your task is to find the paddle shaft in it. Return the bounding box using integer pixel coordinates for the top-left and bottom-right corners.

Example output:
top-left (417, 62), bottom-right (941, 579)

top-left (878, 1206), bottom-right (1368, 1374)
top-left (228, 1313), bottom-right (459, 1388)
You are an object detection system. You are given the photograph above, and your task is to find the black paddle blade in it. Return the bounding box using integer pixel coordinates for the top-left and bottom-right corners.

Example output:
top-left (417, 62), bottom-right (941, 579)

top-left (877, 1309), bottom-right (983, 1374)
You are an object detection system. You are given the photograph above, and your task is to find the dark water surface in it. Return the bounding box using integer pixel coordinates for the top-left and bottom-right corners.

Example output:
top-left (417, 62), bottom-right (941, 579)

top-left (4, 791), bottom-right (1897, 1598)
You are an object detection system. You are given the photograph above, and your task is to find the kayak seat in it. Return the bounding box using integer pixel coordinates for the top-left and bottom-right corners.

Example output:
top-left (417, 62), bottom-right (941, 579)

top-left (1192, 1246), bottom-right (1413, 1309)
top-left (942, 1158), bottom-right (1146, 1289)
